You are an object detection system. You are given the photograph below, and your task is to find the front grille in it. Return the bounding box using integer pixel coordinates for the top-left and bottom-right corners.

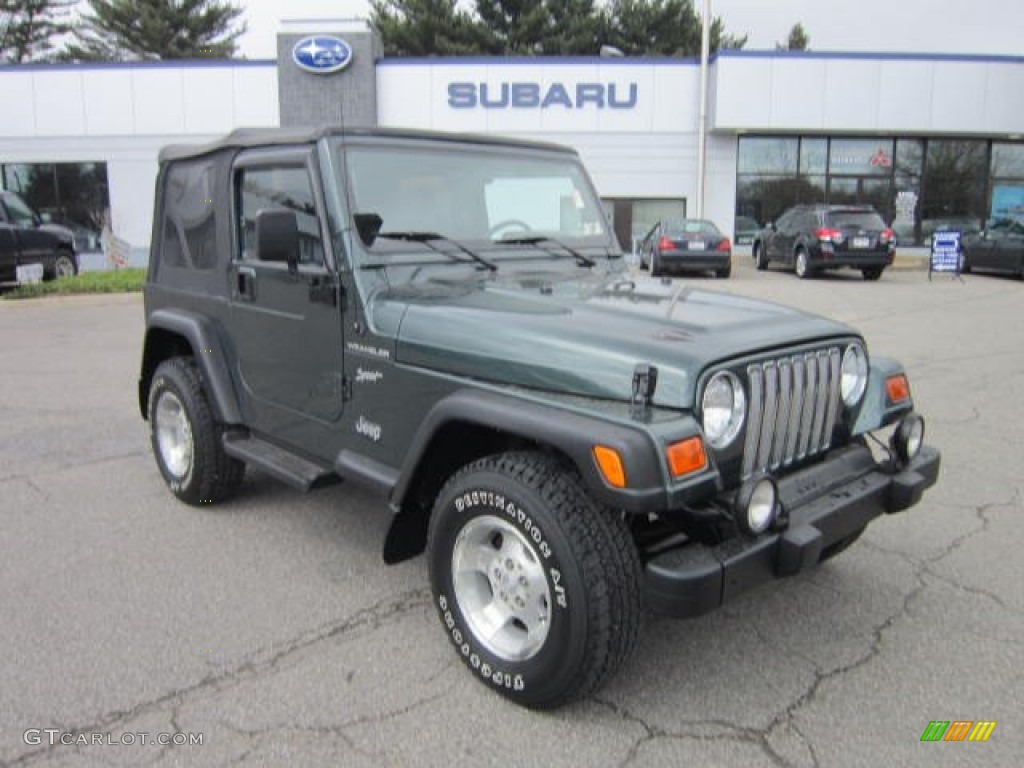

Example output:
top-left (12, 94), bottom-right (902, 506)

top-left (741, 347), bottom-right (842, 480)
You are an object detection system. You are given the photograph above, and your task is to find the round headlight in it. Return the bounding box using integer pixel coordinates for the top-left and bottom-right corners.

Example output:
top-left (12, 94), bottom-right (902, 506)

top-left (840, 343), bottom-right (868, 406)
top-left (701, 371), bottom-right (746, 449)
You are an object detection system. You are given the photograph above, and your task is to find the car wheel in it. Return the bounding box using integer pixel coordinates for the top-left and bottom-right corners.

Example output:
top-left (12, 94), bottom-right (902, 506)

top-left (794, 249), bottom-right (813, 279)
top-left (650, 249), bottom-right (661, 277)
top-left (716, 262), bottom-right (732, 278)
top-left (960, 255), bottom-right (971, 274)
top-left (54, 250), bottom-right (77, 279)
top-left (819, 525), bottom-right (866, 562)
top-left (861, 267), bottom-right (884, 281)
top-left (753, 242), bottom-right (768, 271)
top-left (148, 357), bottom-right (244, 506)
top-left (428, 451), bottom-right (641, 709)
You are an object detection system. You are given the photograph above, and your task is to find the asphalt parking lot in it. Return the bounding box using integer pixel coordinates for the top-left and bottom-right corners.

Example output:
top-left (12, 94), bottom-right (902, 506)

top-left (1, 259), bottom-right (1021, 768)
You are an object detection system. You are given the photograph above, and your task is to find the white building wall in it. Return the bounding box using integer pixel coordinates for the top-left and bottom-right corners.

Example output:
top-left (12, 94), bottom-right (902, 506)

top-left (712, 51), bottom-right (1024, 136)
top-left (0, 62), bottom-right (278, 255)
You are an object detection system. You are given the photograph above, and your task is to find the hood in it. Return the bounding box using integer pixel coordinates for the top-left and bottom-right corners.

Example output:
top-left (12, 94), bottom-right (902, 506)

top-left (376, 271), bottom-right (856, 408)
top-left (39, 223), bottom-right (76, 248)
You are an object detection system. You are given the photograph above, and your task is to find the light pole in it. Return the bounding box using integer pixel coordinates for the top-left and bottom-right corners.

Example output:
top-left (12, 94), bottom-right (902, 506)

top-left (695, 0), bottom-right (711, 219)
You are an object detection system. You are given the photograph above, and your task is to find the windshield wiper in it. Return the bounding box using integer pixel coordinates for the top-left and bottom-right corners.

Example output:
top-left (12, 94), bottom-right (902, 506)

top-left (375, 231), bottom-right (498, 272)
top-left (497, 235), bottom-right (597, 268)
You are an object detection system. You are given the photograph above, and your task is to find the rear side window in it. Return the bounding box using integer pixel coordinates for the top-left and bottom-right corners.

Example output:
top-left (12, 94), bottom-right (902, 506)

top-left (162, 161), bottom-right (218, 270)
top-left (829, 211), bottom-right (886, 229)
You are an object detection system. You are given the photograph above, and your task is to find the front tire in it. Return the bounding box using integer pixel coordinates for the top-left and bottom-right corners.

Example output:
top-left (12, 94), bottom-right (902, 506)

top-left (148, 357), bottom-right (244, 505)
top-left (427, 452), bottom-right (641, 708)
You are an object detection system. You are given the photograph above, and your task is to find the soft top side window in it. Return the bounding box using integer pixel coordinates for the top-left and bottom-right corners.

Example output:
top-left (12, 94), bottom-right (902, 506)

top-left (236, 164), bottom-right (324, 266)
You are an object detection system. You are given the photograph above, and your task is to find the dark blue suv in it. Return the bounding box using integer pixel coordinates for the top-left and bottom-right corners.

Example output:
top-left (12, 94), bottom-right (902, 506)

top-left (752, 204), bottom-right (895, 280)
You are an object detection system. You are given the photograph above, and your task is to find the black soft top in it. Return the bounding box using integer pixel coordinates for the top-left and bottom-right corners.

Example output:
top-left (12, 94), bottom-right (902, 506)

top-left (158, 126), bottom-right (577, 163)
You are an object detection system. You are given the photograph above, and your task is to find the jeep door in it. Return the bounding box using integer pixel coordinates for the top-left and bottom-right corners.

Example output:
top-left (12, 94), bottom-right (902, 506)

top-left (227, 148), bottom-right (345, 443)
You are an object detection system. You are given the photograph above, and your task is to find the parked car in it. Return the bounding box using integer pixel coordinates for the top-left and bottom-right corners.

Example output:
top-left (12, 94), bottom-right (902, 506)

top-left (638, 218), bottom-right (731, 277)
top-left (961, 218), bottom-right (1024, 278)
top-left (752, 204), bottom-right (894, 280)
top-left (0, 190), bottom-right (78, 284)
top-left (734, 215), bottom-right (760, 245)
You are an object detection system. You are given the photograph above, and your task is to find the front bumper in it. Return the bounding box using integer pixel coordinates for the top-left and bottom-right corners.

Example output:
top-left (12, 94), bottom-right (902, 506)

top-left (645, 442), bottom-right (940, 617)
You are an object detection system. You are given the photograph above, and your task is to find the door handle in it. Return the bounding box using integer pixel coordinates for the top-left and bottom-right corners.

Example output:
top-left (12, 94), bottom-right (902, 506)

top-left (308, 274), bottom-right (337, 306)
top-left (237, 266), bottom-right (256, 300)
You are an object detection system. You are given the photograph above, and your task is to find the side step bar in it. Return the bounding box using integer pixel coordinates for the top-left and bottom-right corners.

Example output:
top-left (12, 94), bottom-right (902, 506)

top-left (222, 433), bottom-right (335, 491)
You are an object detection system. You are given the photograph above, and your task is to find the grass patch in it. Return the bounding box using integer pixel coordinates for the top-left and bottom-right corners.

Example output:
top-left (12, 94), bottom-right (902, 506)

top-left (3, 268), bottom-right (146, 300)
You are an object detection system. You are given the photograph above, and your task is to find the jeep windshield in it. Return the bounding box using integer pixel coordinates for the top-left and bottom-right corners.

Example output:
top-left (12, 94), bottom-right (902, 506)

top-left (336, 140), bottom-right (616, 267)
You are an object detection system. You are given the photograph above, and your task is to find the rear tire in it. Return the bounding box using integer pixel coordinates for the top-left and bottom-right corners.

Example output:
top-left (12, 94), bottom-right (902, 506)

top-left (861, 266), bottom-right (884, 281)
top-left (148, 357), bottom-right (244, 505)
top-left (650, 250), bottom-right (661, 277)
top-left (716, 262), bottom-right (732, 278)
top-left (427, 451), bottom-right (642, 709)
top-left (794, 248), bottom-right (813, 279)
top-left (753, 242), bottom-right (768, 271)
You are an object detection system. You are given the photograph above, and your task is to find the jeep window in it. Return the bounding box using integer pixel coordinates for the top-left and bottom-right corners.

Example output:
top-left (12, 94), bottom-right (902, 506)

top-left (237, 166), bottom-right (324, 265)
top-left (341, 144), bottom-right (608, 251)
top-left (162, 161), bottom-right (218, 270)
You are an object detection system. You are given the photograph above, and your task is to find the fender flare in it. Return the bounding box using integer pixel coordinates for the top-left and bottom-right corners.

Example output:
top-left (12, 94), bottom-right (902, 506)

top-left (140, 309), bottom-right (242, 424)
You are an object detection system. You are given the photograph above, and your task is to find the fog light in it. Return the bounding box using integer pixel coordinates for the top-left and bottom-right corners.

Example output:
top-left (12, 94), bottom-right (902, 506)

top-left (891, 414), bottom-right (925, 465)
top-left (734, 476), bottom-right (779, 536)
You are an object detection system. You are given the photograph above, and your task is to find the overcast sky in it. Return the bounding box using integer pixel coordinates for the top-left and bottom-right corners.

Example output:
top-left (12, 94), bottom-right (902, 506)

top-left (234, 0), bottom-right (1023, 59)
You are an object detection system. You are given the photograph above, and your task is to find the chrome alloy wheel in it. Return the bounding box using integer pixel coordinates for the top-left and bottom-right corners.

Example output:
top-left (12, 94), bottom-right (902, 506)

top-left (451, 514), bottom-right (552, 662)
top-left (154, 391), bottom-right (194, 479)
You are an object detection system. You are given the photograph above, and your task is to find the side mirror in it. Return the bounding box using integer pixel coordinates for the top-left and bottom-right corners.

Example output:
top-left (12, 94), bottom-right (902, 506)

top-left (354, 212), bottom-right (383, 247)
top-left (255, 208), bottom-right (299, 266)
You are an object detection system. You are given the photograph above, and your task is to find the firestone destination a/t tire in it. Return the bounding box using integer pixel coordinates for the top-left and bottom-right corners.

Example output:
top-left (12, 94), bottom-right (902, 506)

top-left (427, 451), bottom-right (642, 708)
top-left (148, 357), bottom-right (244, 505)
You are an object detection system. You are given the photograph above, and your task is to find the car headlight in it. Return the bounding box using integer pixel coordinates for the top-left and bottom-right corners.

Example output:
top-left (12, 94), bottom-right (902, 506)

top-left (701, 371), bottom-right (746, 449)
top-left (840, 343), bottom-right (868, 406)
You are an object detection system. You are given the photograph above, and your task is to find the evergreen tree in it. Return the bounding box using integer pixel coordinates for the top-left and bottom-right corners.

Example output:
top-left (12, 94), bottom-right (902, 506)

top-left (777, 22), bottom-right (809, 51)
top-left (0, 0), bottom-right (73, 63)
top-left (602, 0), bottom-right (745, 56)
top-left (62, 0), bottom-right (245, 61)
top-left (370, 0), bottom-right (490, 56)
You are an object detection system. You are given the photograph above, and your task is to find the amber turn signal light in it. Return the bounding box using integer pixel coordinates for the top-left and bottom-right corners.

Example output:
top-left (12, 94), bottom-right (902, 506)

top-left (666, 436), bottom-right (707, 478)
top-left (886, 374), bottom-right (910, 404)
top-left (593, 445), bottom-right (627, 488)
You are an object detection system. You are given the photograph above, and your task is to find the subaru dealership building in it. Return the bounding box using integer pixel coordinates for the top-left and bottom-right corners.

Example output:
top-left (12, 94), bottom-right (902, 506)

top-left (1, 19), bottom-right (1022, 264)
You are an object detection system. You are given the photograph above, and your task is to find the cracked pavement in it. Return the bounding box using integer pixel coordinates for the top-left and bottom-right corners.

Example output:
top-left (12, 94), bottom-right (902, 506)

top-left (1, 263), bottom-right (1021, 767)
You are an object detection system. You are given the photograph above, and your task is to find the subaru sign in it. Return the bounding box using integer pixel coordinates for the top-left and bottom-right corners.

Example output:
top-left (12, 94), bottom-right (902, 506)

top-left (447, 82), bottom-right (638, 110)
top-left (292, 35), bottom-right (353, 75)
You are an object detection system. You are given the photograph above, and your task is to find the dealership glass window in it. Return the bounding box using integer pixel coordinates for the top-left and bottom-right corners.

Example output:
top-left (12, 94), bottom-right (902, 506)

top-left (799, 139), bottom-right (827, 175)
top-left (989, 143), bottom-right (1024, 222)
top-left (920, 139), bottom-right (987, 238)
top-left (1, 162), bottom-right (109, 252)
top-left (603, 198), bottom-right (686, 253)
top-left (828, 139), bottom-right (894, 176)
top-left (991, 142), bottom-right (1024, 178)
top-left (737, 138), bottom-right (798, 175)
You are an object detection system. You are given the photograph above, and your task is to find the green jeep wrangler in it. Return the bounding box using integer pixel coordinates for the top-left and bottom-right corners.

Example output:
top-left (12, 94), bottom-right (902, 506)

top-left (139, 127), bottom-right (940, 708)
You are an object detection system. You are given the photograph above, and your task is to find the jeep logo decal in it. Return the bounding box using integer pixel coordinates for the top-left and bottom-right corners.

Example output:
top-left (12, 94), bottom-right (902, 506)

top-left (292, 36), bottom-right (353, 75)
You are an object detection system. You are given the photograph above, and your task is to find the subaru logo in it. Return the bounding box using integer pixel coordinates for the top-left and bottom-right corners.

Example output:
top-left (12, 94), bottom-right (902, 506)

top-left (292, 35), bottom-right (353, 75)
